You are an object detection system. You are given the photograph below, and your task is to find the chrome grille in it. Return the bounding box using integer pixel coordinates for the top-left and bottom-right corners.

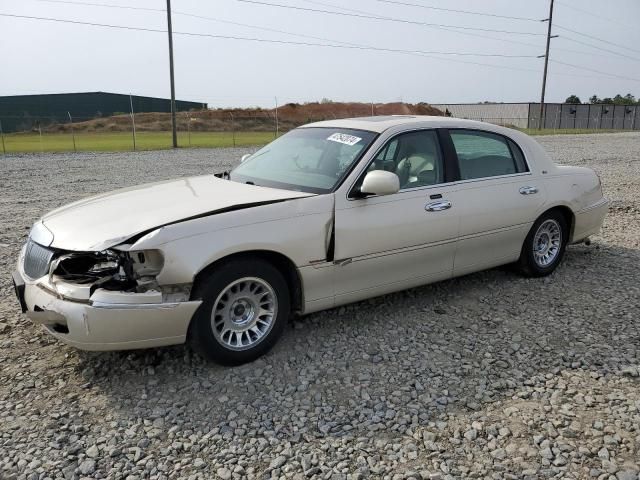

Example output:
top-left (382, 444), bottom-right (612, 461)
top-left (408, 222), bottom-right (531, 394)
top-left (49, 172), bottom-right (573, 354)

top-left (23, 240), bottom-right (54, 279)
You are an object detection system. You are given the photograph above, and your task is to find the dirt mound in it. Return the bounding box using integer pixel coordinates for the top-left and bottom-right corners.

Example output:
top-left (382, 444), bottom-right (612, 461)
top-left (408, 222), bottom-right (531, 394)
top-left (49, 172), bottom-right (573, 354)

top-left (45, 101), bottom-right (443, 133)
top-left (275, 101), bottom-right (442, 122)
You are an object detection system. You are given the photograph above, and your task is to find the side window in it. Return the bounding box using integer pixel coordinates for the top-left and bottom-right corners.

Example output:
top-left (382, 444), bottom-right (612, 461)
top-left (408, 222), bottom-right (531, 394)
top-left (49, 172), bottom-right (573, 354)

top-left (367, 138), bottom-right (399, 173)
top-left (356, 130), bottom-right (444, 193)
top-left (450, 130), bottom-right (526, 180)
top-left (394, 131), bottom-right (444, 189)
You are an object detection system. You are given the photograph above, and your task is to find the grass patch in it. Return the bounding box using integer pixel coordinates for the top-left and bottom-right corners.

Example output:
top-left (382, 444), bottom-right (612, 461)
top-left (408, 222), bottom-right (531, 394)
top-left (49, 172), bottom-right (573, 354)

top-left (0, 131), bottom-right (276, 153)
top-left (3, 128), bottom-right (633, 153)
top-left (519, 128), bottom-right (629, 136)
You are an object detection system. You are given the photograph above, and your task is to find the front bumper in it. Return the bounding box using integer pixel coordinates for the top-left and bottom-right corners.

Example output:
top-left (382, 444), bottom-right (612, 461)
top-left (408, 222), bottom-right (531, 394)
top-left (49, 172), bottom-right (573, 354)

top-left (13, 268), bottom-right (201, 351)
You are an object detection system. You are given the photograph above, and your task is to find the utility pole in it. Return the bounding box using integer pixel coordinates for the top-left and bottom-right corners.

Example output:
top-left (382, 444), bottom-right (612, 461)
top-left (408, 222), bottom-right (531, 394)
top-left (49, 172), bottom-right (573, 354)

top-left (538, 0), bottom-right (556, 130)
top-left (166, 0), bottom-right (178, 148)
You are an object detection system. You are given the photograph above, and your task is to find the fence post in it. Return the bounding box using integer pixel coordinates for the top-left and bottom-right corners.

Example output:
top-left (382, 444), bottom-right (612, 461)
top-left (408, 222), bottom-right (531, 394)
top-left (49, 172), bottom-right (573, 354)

top-left (274, 96), bottom-right (279, 138)
top-left (0, 119), bottom-right (5, 155)
top-left (67, 112), bottom-right (77, 152)
top-left (38, 121), bottom-right (43, 152)
top-left (129, 93), bottom-right (137, 151)
top-left (186, 112), bottom-right (191, 147)
top-left (230, 112), bottom-right (236, 147)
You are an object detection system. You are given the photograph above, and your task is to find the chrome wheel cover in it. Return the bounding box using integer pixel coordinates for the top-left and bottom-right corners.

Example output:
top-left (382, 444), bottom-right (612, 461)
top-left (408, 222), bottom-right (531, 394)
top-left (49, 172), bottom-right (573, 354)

top-left (210, 277), bottom-right (277, 351)
top-left (533, 219), bottom-right (562, 267)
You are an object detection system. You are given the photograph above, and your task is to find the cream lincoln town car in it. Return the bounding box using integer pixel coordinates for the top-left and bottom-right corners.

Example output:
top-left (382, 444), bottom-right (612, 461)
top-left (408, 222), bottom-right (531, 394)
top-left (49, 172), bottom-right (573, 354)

top-left (13, 116), bottom-right (608, 364)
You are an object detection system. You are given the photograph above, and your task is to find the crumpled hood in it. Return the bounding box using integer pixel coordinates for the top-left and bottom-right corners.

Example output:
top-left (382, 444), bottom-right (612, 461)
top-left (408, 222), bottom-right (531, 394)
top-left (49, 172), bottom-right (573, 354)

top-left (40, 175), bottom-right (313, 251)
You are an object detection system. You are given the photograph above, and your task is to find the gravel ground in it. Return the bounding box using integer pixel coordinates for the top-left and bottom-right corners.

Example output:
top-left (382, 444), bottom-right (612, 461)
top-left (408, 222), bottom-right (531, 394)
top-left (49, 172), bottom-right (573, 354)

top-left (0, 133), bottom-right (639, 480)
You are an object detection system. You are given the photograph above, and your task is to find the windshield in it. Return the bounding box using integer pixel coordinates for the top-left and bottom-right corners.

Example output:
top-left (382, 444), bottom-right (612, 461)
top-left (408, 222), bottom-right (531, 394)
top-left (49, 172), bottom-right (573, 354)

top-left (230, 127), bottom-right (377, 193)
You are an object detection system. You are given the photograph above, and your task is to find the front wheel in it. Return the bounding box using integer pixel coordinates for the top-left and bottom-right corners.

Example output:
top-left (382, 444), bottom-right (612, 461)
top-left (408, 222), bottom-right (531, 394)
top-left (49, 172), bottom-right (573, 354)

top-left (189, 259), bottom-right (290, 365)
top-left (516, 211), bottom-right (568, 277)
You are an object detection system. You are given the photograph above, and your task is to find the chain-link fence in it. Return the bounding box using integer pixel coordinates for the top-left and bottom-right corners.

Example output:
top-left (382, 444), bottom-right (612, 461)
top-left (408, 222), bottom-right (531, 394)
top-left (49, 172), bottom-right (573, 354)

top-left (0, 109), bottom-right (288, 153)
top-left (0, 108), bottom-right (400, 153)
top-left (0, 99), bottom-right (447, 153)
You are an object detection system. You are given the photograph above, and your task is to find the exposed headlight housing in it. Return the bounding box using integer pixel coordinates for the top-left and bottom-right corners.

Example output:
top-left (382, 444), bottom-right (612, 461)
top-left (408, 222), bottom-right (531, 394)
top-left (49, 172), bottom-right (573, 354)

top-left (50, 249), bottom-right (164, 292)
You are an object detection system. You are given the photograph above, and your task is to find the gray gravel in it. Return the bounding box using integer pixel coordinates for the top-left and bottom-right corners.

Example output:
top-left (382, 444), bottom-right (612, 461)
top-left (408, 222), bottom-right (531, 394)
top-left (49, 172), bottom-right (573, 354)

top-left (1, 133), bottom-right (639, 480)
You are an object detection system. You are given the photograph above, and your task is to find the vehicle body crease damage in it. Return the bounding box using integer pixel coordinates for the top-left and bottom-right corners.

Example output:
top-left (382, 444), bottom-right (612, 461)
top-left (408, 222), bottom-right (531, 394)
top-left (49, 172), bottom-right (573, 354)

top-left (39, 196), bottom-right (302, 300)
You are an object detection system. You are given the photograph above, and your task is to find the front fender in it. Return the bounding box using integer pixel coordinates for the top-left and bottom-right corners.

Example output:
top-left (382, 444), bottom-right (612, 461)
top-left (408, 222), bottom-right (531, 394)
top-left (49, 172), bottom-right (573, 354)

top-left (126, 195), bottom-right (335, 285)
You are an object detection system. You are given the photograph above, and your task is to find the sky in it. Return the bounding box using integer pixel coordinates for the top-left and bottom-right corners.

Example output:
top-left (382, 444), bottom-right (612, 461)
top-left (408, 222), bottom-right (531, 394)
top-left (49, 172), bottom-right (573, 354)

top-left (1, 0), bottom-right (639, 108)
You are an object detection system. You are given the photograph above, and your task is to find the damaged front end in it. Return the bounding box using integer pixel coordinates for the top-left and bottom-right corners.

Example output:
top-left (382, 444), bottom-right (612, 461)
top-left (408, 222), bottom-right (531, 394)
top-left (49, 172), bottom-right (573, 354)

top-left (17, 238), bottom-right (201, 350)
top-left (34, 244), bottom-right (190, 304)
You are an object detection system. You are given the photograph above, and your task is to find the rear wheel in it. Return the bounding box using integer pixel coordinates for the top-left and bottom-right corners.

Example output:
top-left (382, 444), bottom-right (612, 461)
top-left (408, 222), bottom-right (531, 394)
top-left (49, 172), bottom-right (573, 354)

top-left (189, 259), bottom-right (290, 365)
top-left (516, 210), bottom-right (568, 277)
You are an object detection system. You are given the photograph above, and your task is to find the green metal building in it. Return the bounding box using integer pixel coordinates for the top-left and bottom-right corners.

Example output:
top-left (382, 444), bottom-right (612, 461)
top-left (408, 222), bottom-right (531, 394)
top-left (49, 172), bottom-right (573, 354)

top-left (0, 91), bottom-right (207, 132)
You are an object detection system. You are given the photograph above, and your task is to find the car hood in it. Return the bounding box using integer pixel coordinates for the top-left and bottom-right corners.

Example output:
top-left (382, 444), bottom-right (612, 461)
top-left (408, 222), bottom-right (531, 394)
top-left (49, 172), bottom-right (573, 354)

top-left (39, 175), bottom-right (314, 251)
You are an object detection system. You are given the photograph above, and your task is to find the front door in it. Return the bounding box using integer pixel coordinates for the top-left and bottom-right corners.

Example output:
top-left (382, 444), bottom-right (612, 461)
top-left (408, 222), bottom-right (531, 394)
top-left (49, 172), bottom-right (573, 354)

top-left (332, 129), bottom-right (459, 305)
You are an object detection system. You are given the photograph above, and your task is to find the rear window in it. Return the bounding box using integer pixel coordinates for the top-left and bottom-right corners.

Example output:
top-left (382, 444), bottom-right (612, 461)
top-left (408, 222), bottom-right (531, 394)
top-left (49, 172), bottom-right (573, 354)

top-left (450, 130), bottom-right (528, 180)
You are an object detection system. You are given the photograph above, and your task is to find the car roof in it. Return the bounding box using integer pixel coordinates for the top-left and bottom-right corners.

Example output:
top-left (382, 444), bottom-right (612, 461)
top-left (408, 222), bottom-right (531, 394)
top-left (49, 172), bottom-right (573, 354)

top-left (299, 115), bottom-right (556, 171)
top-left (300, 115), bottom-right (514, 135)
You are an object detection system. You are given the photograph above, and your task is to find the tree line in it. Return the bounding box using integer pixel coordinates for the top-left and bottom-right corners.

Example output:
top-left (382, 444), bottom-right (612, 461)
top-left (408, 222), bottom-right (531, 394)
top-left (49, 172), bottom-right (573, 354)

top-left (565, 94), bottom-right (639, 105)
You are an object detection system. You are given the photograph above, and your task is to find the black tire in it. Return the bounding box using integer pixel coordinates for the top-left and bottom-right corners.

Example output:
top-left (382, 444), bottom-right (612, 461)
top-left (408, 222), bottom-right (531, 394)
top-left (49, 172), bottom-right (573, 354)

top-left (189, 259), bottom-right (290, 365)
top-left (516, 210), bottom-right (568, 277)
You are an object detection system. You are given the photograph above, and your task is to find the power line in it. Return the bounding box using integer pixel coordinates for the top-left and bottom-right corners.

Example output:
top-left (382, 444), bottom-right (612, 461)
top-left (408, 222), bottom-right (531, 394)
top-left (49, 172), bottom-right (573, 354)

top-left (4, 11), bottom-right (637, 85)
top-left (559, 35), bottom-right (640, 63)
top-left (32, 0), bottom-right (165, 13)
top-left (28, 0), bottom-right (549, 53)
top-left (234, 0), bottom-right (545, 36)
top-left (33, 0), bottom-right (356, 48)
top-left (303, 0), bottom-right (551, 53)
top-left (174, 8), bottom-right (586, 62)
top-left (550, 59), bottom-right (640, 83)
top-left (27, 0), bottom-right (547, 54)
top-left (370, 0), bottom-right (540, 22)
top-left (0, 13), bottom-right (538, 58)
top-left (554, 24), bottom-right (640, 55)
top-left (556, 1), bottom-right (637, 32)
top-left (28, 0), bottom-right (640, 62)
top-left (1, 10), bottom-right (554, 80)
top-left (304, 0), bottom-right (622, 61)
top-left (173, 9), bottom-right (366, 48)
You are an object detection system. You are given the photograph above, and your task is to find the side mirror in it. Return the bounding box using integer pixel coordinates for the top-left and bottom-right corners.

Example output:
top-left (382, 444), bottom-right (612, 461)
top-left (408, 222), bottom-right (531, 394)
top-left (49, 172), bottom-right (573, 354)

top-left (240, 154), bottom-right (251, 163)
top-left (360, 170), bottom-right (400, 197)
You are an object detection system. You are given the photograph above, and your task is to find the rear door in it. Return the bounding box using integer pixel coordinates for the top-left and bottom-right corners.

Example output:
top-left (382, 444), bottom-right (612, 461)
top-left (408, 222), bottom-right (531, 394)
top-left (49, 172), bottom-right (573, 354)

top-left (444, 129), bottom-right (547, 275)
top-left (332, 129), bottom-right (459, 304)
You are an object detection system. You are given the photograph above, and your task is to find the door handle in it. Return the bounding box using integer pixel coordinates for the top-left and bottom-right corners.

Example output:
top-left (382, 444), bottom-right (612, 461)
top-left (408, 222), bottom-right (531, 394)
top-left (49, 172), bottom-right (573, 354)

top-left (519, 186), bottom-right (539, 195)
top-left (425, 200), bottom-right (452, 212)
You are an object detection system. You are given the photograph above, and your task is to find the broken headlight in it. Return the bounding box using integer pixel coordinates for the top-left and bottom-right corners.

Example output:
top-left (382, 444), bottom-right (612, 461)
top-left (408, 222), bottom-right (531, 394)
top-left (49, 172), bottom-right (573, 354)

top-left (50, 249), bottom-right (164, 291)
top-left (51, 251), bottom-right (121, 284)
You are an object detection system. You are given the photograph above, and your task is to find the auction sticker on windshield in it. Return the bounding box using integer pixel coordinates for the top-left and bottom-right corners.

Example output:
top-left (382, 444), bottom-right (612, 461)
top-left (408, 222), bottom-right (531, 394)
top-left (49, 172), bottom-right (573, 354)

top-left (327, 132), bottom-right (362, 146)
